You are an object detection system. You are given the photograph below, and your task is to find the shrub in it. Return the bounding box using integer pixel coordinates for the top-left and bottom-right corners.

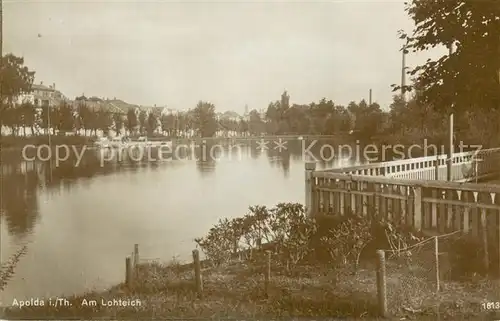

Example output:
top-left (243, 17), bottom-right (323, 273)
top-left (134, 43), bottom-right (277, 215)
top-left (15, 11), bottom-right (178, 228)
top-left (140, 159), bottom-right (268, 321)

top-left (446, 233), bottom-right (499, 280)
top-left (319, 213), bottom-right (372, 270)
top-left (0, 246), bottom-right (27, 291)
top-left (195, 203), bottom-right (427, 271)
top-left (194, 218), bottom-right (237, 266)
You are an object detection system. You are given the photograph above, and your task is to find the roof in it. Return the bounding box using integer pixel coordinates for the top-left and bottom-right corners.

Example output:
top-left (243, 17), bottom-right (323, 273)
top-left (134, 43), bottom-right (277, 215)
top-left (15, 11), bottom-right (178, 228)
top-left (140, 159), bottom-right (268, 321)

top-left (138, 106), bottom-right (166, 116)
top-left (219, 111), bottom-right (241, 119)
top-left (70, 98), bottom-right (174, 115)
top-left (72, 99), bottom-right (127, 114)
top-left (105, 99), bottom-right (139, 113)
top-left (31, 84), bottom-right (54, 91)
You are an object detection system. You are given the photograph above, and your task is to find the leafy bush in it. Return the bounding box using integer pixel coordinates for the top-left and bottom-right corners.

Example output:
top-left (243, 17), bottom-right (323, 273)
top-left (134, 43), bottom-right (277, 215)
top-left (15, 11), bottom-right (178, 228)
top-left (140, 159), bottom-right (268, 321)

top-left (446, 233), bottom-right (499, 280)
top-left (195, 203), bottom-right (426, 272)
top-left (195, 203), bottom-right (317, 268)
top-left (319, 214), bottom-right (372, 270)
top-left (274, 203), bottom-right (317, 267)
top-left (194, 218), bottom-right (238, 266)
top-left (0, 246), bottom-right (27, 291)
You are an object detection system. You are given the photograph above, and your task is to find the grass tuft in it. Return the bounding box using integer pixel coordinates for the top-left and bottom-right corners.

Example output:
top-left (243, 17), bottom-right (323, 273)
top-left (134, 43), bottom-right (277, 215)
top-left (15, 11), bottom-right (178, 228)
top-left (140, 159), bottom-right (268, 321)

top-left (3, 256), bottom-right (498, 319)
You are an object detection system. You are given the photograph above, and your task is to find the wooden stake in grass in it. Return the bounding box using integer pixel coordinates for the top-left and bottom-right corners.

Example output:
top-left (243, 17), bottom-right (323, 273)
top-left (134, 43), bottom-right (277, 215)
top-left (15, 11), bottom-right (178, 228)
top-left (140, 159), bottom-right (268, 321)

top-left (125, 256), bottom-right (133, 287)
top-left (434, 236), bottom-right (440, 292)
top-left (192, 249), bottom-right (203, 298)
top-left (376, 250), bottom-right (387, 318)
top-left (481, 210), bottom-right (489, 276)
top-left (264, 250), bottom-right (271, 298)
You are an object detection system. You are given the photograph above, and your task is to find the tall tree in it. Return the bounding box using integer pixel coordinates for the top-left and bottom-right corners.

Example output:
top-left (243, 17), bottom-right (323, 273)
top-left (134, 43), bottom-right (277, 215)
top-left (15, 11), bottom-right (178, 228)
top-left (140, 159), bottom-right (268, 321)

top-left (19, 102), bottom-right (36, 136)
top-left (248, 109), bottom-right (265, 135)
top-left (76, 101), bottom-right (92, 136)
top-left (56, 101), bottom-right (74, 133)
top-left (0, 54), bottom-right (35, 139)
top-left (96, 110), bottom-right (113, 136)
top-left (160, 113), bottom-right (175, 136)
top-left (138, 110), bottom-right (147, 135)
top-left (126, 108), bottom-right (138, 136)
top-left (112, 113), bottom-right (123, 135)
top-left (147, 112), bottom-right (157, 136)
top-left (48, 104), bottom-right (60, 135)
top-left (396, 0), bottom-right (500, 113)
top-left (192, 101), bottom-right (217, 137)
top-left (347, 99), bottom-right (383, 140)
top-left (3, 103), bottom-right (20, 136)
top-left (238, 119), bottom-right (248, 135)
top-left (40, 102), bottom-right (50, 135)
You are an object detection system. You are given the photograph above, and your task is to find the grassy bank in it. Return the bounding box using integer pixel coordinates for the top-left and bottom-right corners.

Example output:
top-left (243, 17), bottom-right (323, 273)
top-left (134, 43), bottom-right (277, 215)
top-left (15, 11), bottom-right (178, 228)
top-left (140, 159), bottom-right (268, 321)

top-left (3, 203), bottom-right (499, 320)
top-left (0, 135), bottom-right (92, 149)
top-left (2, 255), bottom-right (498, 320)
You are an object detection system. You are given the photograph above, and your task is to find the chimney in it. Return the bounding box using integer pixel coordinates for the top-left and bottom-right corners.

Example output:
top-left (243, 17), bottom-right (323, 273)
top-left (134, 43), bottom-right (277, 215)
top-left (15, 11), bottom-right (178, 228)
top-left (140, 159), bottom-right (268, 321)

top-left (53, 83), bottom-right (55, 89)
top-left (40, 81), bottom-right (43, 85)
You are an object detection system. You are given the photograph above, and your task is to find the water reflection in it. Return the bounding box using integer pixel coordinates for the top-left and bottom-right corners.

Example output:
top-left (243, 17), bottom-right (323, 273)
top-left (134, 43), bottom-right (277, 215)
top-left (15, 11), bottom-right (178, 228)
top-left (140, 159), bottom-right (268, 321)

top-left (250, 142), bottom-right (262, 160)
top-left (0, 139), bottom-right (363, 239)
top-left (195, 142), bottom-right (217, 176)
top-left (1, 160), bottom-right (39, 237)
top-left (1, 138), bottom-right (368, 303)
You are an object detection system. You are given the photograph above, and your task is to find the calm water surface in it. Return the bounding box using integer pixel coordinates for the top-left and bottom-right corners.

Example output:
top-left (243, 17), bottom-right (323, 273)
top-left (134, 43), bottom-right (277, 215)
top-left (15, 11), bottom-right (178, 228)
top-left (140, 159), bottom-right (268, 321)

top-left (0, 139), bottom-right (363, 303)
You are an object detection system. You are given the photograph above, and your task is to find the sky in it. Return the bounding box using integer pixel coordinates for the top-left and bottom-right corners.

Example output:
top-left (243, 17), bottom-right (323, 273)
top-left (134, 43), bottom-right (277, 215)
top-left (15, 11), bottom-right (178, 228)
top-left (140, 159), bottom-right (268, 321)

top-left (4, 0), bottom-right (442, 112)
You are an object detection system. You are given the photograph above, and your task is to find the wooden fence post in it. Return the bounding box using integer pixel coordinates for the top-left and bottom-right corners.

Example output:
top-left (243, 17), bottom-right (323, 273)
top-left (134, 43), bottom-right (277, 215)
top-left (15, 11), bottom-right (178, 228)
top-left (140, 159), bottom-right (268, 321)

top-left (264, 251), bottom-right (271, 298)
top-left (192, 249), bottom-right (203, 298)
top-left (434, 236), bottom-right (440, 292)
top-left (413, 186), bottom-right (422, 231)
top-left (376, 250), bottom-right (388, 318)
top-left (233, 238), bottom-right (239, 255)
top-left (125, 256), bottom-right (133, 287)
top-left (498, 218), bottom-right (500, 280)
top-left (134, 244), bottom-right (139, 267)
top-left (305, 162), bottom-right (316, 217)
top-left (481, 211), bottom-right (489, 276)
top-left (447, 113), bottom-right (454, 182)
top-left (434, 155), bottom-right (439, 180)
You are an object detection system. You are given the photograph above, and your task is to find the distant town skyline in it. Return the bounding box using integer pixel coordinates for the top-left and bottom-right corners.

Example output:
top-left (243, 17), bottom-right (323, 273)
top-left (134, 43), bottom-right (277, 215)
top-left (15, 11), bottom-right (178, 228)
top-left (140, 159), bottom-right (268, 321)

top-left (5, 0), bottom-right (445, 112)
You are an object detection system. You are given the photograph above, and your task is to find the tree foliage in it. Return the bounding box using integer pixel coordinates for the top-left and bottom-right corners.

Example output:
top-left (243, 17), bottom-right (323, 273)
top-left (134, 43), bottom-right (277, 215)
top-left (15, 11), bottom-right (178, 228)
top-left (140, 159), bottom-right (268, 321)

top-left (397, 0), bottom-right (500, 112)
top-left (138, 110), bottom-right (147, 135)
top-left (0, 54), bottom-right (35, 139)
top-left (126, 108), bottom-right (138, 135)
top-left (3, 51), bottom-right (497, 147)
top-left (192, 101), bottom-right (217, 137)
top-left (0, 54), bottom-right (35, 106)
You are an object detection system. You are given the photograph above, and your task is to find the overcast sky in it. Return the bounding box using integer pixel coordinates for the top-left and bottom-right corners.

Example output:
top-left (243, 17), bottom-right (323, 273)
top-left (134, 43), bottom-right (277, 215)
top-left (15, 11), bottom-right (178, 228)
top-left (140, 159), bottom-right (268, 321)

top-left (4, 0), bottom-right (440, 112)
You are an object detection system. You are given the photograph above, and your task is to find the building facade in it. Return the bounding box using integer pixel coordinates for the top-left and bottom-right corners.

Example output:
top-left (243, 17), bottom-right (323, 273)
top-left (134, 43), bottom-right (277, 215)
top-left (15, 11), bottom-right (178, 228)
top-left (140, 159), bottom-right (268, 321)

top-left (17, 81), bottom-right (68, 108)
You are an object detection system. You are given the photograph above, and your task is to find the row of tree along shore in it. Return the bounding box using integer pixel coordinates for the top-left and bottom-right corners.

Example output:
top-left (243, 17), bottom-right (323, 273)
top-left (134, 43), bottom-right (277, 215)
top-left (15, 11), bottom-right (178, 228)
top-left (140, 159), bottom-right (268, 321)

top-left (1, 82), bottom-right (498, 150)
top-left (2, 0), bottom-right (500, 150)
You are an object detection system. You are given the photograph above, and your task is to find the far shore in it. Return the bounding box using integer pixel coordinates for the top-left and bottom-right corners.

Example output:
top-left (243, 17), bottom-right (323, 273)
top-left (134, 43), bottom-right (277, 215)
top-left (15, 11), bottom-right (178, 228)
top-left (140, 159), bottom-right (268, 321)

top-left (0, 133), bottom-right (355, 150)
top-left (0, 135), bottom-right (92, 150)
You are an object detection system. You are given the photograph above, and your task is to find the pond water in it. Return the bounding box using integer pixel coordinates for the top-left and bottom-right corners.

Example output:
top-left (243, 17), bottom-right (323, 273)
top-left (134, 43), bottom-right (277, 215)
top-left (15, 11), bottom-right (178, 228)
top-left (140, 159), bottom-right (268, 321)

top-left (0, 138), bottom-right (364, 304)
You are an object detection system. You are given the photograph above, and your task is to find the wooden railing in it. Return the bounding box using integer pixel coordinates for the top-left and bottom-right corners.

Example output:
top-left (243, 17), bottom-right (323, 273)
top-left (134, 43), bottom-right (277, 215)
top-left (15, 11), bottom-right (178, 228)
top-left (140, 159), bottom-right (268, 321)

top-left (318, 147), bottom-right (500, 183)
top-left (305, 168), bottom-right (500, 237)
top-left (304, 146), bottom-right (500, 238)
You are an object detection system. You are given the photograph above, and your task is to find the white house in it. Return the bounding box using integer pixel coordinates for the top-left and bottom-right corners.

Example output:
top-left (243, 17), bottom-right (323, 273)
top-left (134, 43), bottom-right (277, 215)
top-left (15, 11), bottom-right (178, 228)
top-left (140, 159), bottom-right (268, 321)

top-left (17, 81), bottom-right (68, 108)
